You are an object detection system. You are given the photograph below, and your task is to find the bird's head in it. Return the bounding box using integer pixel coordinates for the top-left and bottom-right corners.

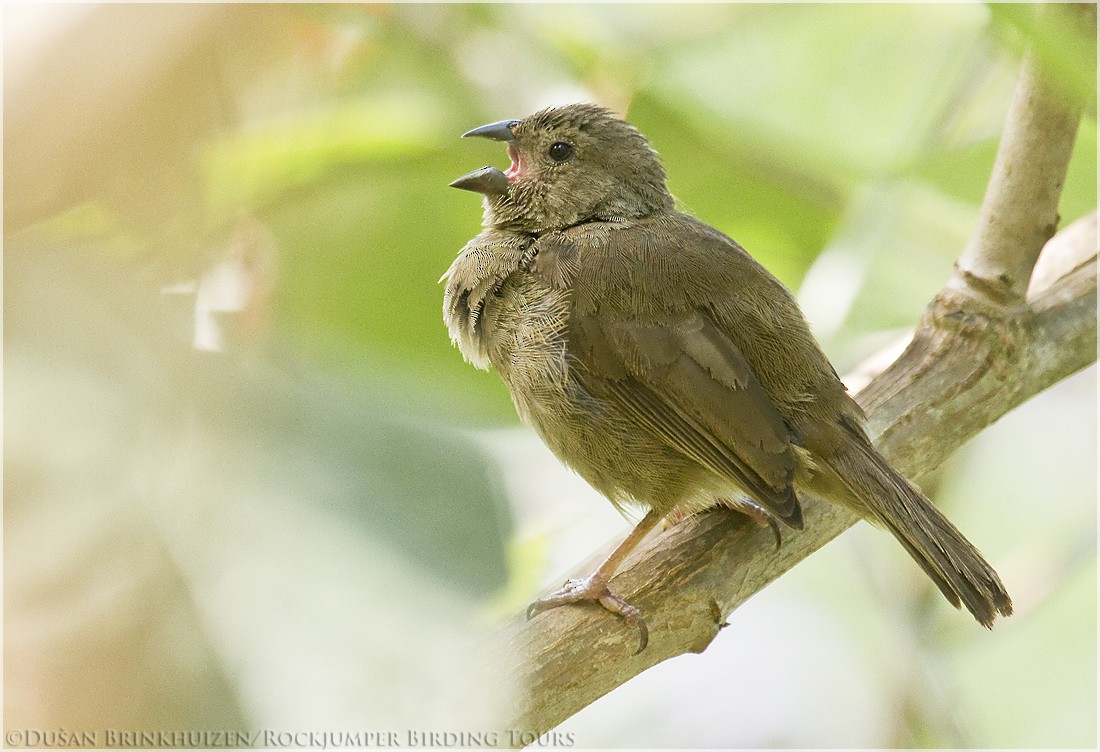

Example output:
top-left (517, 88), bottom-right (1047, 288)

top-left (450, 103), bottom-right (674, 234)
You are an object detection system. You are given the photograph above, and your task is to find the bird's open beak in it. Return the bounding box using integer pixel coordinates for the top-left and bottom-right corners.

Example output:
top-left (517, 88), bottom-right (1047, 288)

top-left (449, 165), bottom-right (509, 196)
top-left (461, 119), bottom-right (519, 142)
top-left (450, 119), bottom-right (520, 196)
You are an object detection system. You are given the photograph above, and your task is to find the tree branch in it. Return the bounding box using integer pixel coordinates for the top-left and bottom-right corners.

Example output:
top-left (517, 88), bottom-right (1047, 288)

top-left (949, 4), bottom-right (1087, 305)
top-left (492, 14), bottom-right (1095, 742)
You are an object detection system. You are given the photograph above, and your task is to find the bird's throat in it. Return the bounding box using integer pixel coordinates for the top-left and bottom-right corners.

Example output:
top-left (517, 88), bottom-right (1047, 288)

top-left (505, 143), bottom-right (524, 180)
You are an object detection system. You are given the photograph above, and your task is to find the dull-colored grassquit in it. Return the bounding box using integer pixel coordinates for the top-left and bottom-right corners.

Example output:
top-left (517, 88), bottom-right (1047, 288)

top-left (443, 104), bottom-right (1011, 650)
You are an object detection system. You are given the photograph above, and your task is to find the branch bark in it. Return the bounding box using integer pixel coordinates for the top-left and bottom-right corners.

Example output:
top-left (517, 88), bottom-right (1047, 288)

top-left (492, 14), bottom-right (1096, 742)
top-left (950, 38), bottom-right (1082, 305)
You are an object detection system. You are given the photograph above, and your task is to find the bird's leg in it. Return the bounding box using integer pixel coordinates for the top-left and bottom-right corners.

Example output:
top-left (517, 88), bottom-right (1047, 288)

top-left (527, 509), bottom-right (663, 653)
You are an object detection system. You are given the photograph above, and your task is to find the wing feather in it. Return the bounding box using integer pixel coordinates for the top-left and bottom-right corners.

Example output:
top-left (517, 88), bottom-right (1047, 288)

top-left (573, 312), bottom-right (802, 526)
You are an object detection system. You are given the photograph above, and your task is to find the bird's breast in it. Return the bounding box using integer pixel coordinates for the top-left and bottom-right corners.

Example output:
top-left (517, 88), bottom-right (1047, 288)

top-left (442, 232), bottom-right (534, 370)
top-left (482, 275), bottom-right (574, 425)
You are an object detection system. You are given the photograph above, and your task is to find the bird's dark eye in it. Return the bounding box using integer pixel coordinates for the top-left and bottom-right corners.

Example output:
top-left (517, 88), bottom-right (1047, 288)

top-left (547, 141), bottom-right (575, 163)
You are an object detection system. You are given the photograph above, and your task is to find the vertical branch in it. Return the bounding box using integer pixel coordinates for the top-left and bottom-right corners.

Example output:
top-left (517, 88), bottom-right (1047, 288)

top-left (950, 5), bottom-right (1088, 305)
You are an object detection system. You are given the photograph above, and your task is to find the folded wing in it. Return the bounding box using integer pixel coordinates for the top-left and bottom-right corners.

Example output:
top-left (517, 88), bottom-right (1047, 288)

top-left (572, 310), bottom-right (803, 527)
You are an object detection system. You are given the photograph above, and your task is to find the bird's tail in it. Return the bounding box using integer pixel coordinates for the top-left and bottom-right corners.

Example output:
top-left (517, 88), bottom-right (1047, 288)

top-left (829, 431), bottom-right (1013, 627)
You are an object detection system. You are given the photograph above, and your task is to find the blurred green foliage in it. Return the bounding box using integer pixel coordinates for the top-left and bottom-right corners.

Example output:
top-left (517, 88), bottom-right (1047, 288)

top-left (187, 3), bottom-right (1095, 419)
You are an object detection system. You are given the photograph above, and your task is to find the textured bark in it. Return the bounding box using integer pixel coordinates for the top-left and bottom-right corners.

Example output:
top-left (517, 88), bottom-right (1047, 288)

top-left (493, 22), bottom-right (1096, 742)
top-left (951, 47), bottom-right (1082, 304)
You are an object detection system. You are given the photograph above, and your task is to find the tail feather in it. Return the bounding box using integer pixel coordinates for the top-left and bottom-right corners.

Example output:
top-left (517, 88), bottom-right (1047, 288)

top-left (832, 436), bottom-right (1013, 627)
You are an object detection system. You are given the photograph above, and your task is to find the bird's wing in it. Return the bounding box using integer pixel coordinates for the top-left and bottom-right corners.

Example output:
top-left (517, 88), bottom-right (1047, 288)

top-left (571, 309), bottom-right (802, 526)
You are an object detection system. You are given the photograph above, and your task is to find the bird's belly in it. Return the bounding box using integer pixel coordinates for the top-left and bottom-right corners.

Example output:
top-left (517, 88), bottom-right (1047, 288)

top-left (482, 283), bottom-right (705, 512)
top-left (524, 396), bottom-right (712, 515)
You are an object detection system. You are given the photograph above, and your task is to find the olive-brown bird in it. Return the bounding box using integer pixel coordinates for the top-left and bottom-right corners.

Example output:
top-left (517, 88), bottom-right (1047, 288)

top-left (443, 103), bottom-right (1012, 650)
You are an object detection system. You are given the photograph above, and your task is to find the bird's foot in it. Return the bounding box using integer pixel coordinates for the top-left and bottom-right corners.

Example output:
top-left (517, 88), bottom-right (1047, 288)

top-left (527, 575), bottom-right (648, 654)
top-left (741, 504), bottom-right (783, 550)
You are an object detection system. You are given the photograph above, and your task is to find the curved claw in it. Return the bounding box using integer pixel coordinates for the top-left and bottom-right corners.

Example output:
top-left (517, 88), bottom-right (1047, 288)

top-left (598, 592), bottom-right (649, 653)
top-left (735, 501), bottom-right (783, 550)
top-left (526, 576), bottom-right (649, 653)
top-left (765, 515), bottom-right (783, 550)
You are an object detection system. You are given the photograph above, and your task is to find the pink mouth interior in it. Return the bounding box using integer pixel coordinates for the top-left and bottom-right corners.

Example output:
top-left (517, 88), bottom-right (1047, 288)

top-left (504, 143), bottom-right (522, 179)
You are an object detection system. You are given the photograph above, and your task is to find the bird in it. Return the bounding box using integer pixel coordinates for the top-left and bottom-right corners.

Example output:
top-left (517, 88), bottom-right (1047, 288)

top-left (442, 103), bottom-right (1012, 651)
